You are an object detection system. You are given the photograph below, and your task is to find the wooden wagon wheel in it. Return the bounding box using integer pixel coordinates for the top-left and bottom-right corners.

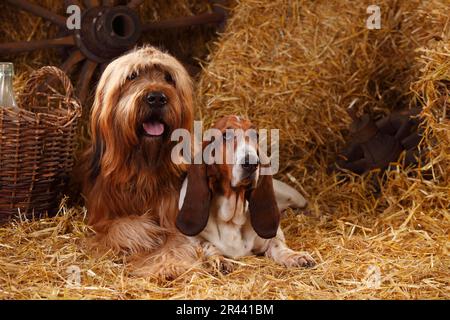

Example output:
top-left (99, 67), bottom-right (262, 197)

top-left (0, 0), bottom-right (227, 104)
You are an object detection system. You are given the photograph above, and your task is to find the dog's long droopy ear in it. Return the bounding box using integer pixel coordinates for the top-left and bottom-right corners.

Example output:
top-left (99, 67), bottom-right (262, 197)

top-left (248, 174), bottom-right (280, 239)
top-left (88, 123), bottom-right (104, 182)
top-left (176, 163), bottom-right (211, 236)
top-left (88, 82), bottom-right (107, 182)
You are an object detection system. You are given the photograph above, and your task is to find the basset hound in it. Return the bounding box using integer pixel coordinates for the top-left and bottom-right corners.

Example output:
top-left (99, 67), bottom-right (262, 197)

top-left (176, 116), bottom-right (316, 268)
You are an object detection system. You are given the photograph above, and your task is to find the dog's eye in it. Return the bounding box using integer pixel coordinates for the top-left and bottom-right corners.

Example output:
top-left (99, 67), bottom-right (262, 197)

top-left (165, 72), bottom-right (175, 85)
top-left (127, 72), bottom-right (138, 81)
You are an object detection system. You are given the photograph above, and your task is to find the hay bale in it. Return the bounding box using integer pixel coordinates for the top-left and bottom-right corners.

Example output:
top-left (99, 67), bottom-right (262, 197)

top-left (413, 41), bottom-right (450, 187)
top-left (197, 0), bottom-right (449, 213)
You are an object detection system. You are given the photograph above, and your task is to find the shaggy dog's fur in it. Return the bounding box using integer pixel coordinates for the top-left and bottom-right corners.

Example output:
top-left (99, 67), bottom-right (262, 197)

top-left (83, 47), bottom-right (200, 279)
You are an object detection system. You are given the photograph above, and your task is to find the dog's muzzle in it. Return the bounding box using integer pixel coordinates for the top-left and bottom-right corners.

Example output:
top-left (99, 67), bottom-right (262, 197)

top-left (141, 91), bottom-right (168, 137)
top-left (238, 152), bottom-right (260, 187)
top-left (241, 153), bottom-right (259, 174)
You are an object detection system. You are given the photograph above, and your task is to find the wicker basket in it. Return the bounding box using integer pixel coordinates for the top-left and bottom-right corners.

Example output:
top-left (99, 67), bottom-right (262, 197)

top-left (0, 67), bottom-right (81, 223)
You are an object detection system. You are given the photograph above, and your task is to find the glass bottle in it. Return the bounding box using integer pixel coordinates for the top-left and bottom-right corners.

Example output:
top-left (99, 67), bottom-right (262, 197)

top-left (0, 62), bottom-right (18, 109)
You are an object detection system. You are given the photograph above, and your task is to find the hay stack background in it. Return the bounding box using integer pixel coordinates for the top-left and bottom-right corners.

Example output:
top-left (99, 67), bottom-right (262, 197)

top-left (0, 0), bottom-right (449, 299)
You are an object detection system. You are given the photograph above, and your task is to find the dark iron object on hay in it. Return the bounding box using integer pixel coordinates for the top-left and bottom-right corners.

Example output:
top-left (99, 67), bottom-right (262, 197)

top-left (0, 67), bottom-right (81, 223)
top-left (0, 0), bottom-right (228, 104)
top-left (336, 104), bottom-right (422, 175)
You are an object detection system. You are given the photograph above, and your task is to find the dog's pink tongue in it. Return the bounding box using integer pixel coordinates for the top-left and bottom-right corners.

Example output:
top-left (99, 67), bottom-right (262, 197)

top-left (143, 121), bottom-right (164, 136)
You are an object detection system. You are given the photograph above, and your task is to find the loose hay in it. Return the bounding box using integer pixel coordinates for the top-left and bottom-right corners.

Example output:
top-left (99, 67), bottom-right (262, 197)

top-left (0, 0), bottom-right (449, 299)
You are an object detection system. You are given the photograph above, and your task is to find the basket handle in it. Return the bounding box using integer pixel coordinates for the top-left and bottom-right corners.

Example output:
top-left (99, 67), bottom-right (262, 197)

top-left (19, 66), bottom-right (77, 108)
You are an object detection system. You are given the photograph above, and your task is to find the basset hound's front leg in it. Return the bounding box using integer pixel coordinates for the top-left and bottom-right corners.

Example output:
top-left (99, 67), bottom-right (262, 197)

top-left (265, 230), bottom-right (316, 268)
top-left (190, 238), bottom-right (235, 274)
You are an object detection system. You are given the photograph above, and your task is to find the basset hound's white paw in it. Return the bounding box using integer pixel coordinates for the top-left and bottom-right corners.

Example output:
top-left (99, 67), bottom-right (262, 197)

top-left (278, 251), bottom-right (316, 268)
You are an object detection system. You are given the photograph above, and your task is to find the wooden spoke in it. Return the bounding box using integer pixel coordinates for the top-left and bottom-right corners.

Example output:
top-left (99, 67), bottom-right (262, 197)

top-left (83, 0), bottom-right (101, 8)
top-left (142, 12), bottom-right (224, 31)
top-left (0, 36), bottom-right (75, 55)
top-left (6, 0), bottom-right (67, 28)
top-left (127, 0), bottom-right (145, 9)
top-left (102, 0), bottom-right (116, 6)
top-left (76, 60), bottom-right (98, 104)
top-left (64, 0), bottom-right (83, 7)
top-left (61, 50), bottom-right (86, 74)
top-left (35, 50), bottom-right (85, 93)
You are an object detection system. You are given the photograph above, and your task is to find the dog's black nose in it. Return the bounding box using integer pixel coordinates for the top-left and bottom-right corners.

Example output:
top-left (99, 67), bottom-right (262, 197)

top-left (146, 92), bottom-right (167, 108)
top-left (241, 154), bottom-right (259, 173)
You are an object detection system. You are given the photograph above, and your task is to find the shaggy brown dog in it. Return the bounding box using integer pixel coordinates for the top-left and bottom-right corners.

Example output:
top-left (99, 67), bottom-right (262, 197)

top-left (83, 46), bottom-right (199, 278)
